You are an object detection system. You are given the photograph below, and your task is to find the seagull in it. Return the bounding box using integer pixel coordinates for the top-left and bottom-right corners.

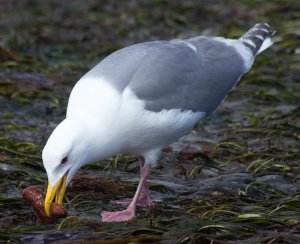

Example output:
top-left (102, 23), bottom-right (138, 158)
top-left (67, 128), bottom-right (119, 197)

top-left (42, 23), bottom-right (274, 222)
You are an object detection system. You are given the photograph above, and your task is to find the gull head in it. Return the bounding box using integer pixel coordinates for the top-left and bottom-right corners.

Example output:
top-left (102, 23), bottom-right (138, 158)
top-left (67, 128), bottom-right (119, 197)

top-left (42, 118), bottom-right (90, 216)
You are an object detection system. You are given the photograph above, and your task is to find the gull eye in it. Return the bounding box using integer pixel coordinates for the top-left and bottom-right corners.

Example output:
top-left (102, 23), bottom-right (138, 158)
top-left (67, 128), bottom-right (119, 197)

top-left (61, 156), bottom-right (68, 165)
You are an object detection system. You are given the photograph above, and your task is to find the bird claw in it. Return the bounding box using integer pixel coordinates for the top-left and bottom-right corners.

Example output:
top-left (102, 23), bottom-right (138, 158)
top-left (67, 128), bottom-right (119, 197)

top-left (101, 208), bottom-right (135, 222)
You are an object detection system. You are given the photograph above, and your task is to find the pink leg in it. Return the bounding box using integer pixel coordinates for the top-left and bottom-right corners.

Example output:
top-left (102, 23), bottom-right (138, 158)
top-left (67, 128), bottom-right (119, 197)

top-left (113, 157), bottom-right (153, 207)
top-left (113, 185), bottom-right (153, 207)
top-left (101, 163), bottom-right (151, 222)
top-left (138, 157), bottom-right (153, 207)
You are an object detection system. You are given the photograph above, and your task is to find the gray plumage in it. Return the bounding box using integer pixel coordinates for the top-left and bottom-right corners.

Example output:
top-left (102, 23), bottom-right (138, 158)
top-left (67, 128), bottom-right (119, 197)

top-left (129, 38), bottom-right (245, 114)
top-left (84, 23), bottom-right (273, 115)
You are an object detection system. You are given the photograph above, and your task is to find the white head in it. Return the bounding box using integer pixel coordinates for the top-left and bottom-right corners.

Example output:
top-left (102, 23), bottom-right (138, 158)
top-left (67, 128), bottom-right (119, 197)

top-left (42, 119), bottom-right (88, 215)
top-left (42, 118), bottom-right (120, 216)
top-left (43, 119), bottom-right (85, 185)
top-left (42, 113), bottom-right (120, 216)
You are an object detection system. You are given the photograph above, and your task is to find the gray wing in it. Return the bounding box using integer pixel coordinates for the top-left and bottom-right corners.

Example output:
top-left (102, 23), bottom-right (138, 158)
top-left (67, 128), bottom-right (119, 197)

top-left (85, 37), bottom-right (246, 115)
top-left (129, 37), bottom-right (246, 115)
top-left (83, 41), bottom-right (162, 92)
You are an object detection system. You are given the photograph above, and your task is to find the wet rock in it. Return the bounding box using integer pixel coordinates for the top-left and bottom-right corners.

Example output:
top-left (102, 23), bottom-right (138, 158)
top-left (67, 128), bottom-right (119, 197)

top-left (126, 161), bottom-right (140, 172)
top-left (193, 173), bottom-right (255, 195)
top-left (198, 168), bottom-right (219, 178)
top-left (256, 174), bottom-right (300, 193)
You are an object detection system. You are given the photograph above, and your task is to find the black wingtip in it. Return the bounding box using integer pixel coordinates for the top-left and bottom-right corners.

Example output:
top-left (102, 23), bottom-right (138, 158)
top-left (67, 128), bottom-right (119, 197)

top-left (240, 23), bottom-right (274, 55)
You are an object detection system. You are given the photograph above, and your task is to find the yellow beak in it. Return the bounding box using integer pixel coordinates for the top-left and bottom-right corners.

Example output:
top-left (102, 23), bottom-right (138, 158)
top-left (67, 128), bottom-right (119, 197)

top-left (44, 173), bottom-right (67, 217)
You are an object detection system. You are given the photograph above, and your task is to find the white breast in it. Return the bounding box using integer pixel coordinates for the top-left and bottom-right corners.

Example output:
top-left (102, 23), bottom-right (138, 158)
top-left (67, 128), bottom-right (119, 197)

top-left (118, 88), bottom-right (205, 155)
top-left (67, 77), bottom-right (121, 125)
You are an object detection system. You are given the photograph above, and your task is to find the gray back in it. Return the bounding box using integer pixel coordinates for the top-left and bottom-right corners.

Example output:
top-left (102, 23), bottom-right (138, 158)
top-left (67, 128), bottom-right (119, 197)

top-left (85, 37), bottom-right (245, 115)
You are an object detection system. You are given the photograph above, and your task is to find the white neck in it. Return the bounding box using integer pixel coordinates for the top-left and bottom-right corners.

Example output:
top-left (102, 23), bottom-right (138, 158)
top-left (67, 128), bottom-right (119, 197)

top-left (73, 118), bottom-right (122, 164)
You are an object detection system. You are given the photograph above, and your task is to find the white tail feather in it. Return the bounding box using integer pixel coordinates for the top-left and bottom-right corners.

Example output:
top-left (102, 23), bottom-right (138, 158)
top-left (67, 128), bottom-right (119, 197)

top-left (257, 37), bottom-right (273, 55)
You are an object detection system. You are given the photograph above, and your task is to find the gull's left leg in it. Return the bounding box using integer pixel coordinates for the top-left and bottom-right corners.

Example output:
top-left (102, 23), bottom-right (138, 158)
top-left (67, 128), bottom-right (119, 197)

top-left (101, 164), bottom-right (151, 222)
top-left (113, 157), bottom-right (153, 207)
top-left (138, 157), bottom-right (153, 207)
